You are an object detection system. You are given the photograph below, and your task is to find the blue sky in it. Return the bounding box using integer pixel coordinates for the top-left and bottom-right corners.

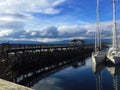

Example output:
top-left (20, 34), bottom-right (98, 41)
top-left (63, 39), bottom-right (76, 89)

top-left (0, 0), bottom-right (120, 42)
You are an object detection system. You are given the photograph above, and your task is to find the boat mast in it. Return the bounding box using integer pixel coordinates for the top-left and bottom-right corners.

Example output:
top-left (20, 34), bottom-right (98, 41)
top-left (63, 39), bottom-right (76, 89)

top-left (95, 31), bottom-right (97, 52)
top-left (112, 0), bottom-right (117, 49)
top-left (96, 0), bottom-right (101, 51)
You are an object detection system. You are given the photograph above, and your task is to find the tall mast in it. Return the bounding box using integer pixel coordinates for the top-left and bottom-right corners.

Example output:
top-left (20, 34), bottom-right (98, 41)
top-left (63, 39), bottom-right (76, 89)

top-left (112, 0), bottom-right (117, 49)
top-left (95, 31), bottom-right (97, 52)
top-left (95, 0), bottom-right (98, 52)
top-left (96, 0), bottom-right (101, 50)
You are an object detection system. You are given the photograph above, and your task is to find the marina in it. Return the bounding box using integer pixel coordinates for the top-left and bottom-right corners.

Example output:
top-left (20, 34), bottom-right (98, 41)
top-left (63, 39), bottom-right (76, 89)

top-left (0, 52), bottom-right (120, 90)
top-left (0, 0), bottom-right (119, 90)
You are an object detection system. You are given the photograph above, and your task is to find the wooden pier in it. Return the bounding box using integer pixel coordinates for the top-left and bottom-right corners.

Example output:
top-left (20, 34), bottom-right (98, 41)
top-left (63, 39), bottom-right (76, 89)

top-left (0, 43), bottom-right (84, 53)
top-left (0, 43), bottom-right (93, 58)
top-left (0, 43), bottom-right (94, 89)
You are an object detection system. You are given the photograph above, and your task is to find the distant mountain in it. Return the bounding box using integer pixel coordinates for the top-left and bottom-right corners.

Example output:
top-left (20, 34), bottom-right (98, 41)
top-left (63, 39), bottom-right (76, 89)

top-left (43, 39), bottom-right (111, 45)
top-left (43, 40), bottom-right (70, 44)
top-left (83, 39), bottom-right (111, 44)
top-left (0, 40), bottom-right (42, 44)
top-left (0, 39), bottom-right (111, 44)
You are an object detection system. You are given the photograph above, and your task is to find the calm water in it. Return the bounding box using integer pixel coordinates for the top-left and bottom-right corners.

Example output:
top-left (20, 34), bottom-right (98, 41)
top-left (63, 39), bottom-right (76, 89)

top-left (31, 57), bottom-right (120, 90)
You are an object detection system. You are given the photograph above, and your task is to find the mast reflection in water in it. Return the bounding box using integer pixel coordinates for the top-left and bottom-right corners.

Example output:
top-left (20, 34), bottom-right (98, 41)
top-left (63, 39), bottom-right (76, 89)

top-left (32, 58), bottom-right (120, 90)
top-left (1, 52), bottom-right (120, 90)
top-left (92, 61), bottom-right (120, 90)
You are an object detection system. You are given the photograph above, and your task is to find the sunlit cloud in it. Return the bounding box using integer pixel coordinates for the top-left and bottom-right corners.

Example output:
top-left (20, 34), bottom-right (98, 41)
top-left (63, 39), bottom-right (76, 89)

top-left (0, 29), bottom-right (13, 37)
top-left (0, 0), bottom-right (66, 14)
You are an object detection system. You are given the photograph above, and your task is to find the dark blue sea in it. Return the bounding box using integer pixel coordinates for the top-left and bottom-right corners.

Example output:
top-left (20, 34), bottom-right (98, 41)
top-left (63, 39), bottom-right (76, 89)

top-left (31, 57), bottom-right (119, 90)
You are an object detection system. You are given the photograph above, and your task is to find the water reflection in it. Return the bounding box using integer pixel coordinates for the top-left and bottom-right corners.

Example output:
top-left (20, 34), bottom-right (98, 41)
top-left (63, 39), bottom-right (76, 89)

top-left (92, 61), bottom-right (120, 90)
top-left (31, 57), bottom-right (120, 90)
top-left (92, 63), bottom-right (105, 74)
top-left (0, 51), bottom-right (88, 88)
top-left (106, 64), bottom-right (120, 75)
top-left (2, 52), bottom-right (120, 90)
top-left (72, 60), bottom-right (85, 68)
top-left (106, 65), bottom-right (120, 90)
top-left (18, 59), bottom-right (86, 87)
top-left (92, 63), bottom-right (105, 90)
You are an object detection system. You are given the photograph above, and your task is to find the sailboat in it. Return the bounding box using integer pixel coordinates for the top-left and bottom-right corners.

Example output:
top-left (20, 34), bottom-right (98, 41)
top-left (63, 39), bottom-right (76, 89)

top-left (92, 0), bottom-right (106, 65)
top-left (106, 0), bottom-right (120, 64)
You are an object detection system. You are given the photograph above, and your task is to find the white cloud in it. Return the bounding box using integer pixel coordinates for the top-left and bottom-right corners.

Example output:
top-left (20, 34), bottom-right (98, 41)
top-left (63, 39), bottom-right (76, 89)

top-left (0, 13), bottom-right (32, 22)
top-left (0, 20), bottom-right (119, 42)
top-left (32, 78), bottom-right (62, 90)
top-left (0, 20), bottom-right (25, 30)
top-left (0, 0), bottom-right (65, 14)
top-left (43, 8), bottom-right (61, 14)
top-left (52, 0), bottom-right (65, 6)
top-left (0, 29), bottom-right (13, 37)
top-left (58, 25), bottom-right (88, 38)
top-left (31, 32), bottom-right (37, 36)
top-left (0, 0), bottom-right (66, 39)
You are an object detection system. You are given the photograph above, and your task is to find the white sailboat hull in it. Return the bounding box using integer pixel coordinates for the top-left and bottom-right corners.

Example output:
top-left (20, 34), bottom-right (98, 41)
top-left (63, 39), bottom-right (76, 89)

top-left (92, 51), bottom-right (106, 65)
top-left (107, 56), bottom-right (120, 64)
top-left (106, 47), bottom-right (120, 64)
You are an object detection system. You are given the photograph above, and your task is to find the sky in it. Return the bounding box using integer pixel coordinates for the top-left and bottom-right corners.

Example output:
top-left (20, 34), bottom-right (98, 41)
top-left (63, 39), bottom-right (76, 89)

top-left (0, 0), bottom-right (120, 42)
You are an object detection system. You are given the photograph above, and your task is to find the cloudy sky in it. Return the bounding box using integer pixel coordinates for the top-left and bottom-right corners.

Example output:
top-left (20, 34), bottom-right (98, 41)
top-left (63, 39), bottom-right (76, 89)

top-left (0, 0), bottom-right (120, 42)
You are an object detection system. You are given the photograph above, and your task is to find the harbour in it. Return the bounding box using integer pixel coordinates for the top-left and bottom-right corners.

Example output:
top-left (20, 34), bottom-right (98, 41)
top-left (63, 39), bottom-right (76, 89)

top-left (0, 0), bottom-right (119, 90)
